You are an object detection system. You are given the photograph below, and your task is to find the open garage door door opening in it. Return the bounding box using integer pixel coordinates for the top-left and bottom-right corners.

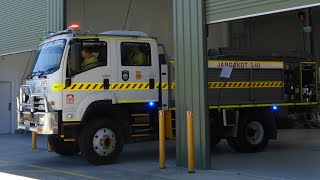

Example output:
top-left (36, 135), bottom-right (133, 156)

top-left (208, 5), bottom-right (320, 179)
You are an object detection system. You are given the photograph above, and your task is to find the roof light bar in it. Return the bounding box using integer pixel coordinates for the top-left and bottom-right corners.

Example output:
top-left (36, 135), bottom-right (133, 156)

top-left (69, 24), bottom-right (80, 29)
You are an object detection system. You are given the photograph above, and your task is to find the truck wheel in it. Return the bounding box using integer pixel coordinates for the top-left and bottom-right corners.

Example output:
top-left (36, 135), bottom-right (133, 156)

top-left (79, 118), bottom-right (124, 165)
top-left (48, 135), bottom-right (79, 156)
top-left (227, 119), bottom-right (269, 153)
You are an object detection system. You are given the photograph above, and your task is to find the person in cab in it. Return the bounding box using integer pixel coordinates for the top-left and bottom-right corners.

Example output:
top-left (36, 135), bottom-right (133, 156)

top-left (81, 47), bottom-right (98, 71)
top-left (129, 45), bottom-right (146, 65)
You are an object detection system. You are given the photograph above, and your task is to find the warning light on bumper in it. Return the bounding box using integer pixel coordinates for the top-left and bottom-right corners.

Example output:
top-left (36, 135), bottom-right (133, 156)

top-left (272, 106), bottom-right (278, 111)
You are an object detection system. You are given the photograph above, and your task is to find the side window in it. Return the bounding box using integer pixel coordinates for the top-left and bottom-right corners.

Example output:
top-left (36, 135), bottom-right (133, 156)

top-left (67, 41), bottom-right (107, 77)
top-left (121, 42), bottom-right (151, 66)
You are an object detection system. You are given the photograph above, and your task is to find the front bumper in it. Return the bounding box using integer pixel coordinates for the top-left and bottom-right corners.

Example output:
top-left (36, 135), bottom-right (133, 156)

top-left (17, 85), bottom-right (58, 135)
top-left (17, 111), bottom-right (58, 134)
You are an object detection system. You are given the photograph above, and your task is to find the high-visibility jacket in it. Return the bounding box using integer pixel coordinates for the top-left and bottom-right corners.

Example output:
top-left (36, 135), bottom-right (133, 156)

top-left (82, 54), bottom-right (98, 71)
top-left (130, 52), bottom-right (146, 65)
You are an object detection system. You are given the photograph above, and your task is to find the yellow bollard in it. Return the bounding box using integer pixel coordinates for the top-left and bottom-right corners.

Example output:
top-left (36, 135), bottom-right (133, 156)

top-left (47, 137), bottom-right (53, 152)
top-left (159, 110), bottom-right (166, 169)
top-left (32, 132), bottom-right (37, 150)
top-left (165, 110), bottom-right (173, 139)
top-left (187, 111), bottom-right (195, 173)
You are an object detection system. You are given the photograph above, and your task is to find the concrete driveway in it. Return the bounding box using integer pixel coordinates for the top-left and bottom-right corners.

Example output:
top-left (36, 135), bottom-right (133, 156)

top-left (0, 129), bottom-right (319, 179)
top-left (212, 129), bottom-right (320, 180)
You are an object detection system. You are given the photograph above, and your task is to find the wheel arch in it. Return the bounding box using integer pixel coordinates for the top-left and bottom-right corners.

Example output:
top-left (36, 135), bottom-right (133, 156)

top-left (81, 100), bottom-right (131, 143)
top-left (76, 91), bottom-right (117, 119)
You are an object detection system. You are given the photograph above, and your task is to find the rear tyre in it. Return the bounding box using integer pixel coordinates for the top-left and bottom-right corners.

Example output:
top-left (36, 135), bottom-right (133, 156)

top-left (79, 118), bottom-right (124, 165)
top-left (48, 135), bottom-right (79, 156)
top-left (227, 118), bottom-right (269, 153)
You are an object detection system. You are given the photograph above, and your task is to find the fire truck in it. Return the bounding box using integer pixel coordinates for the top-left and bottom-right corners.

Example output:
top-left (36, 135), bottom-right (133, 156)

top-left (17, 25), bottom-right (319, 165)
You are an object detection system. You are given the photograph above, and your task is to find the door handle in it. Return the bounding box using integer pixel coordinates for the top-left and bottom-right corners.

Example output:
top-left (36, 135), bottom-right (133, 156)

top-left (104, 79), bottom-right (110, 90)
top-left (65, 78), bottom-right (72, 88)
top-left (149, 79), bottom-right (155, 89)
top-left (8, 103), bottom-right (11, 111)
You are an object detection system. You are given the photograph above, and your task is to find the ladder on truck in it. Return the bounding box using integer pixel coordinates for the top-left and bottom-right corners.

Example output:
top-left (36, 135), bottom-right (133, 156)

top-left (131, 111), bottom-right (176, 140)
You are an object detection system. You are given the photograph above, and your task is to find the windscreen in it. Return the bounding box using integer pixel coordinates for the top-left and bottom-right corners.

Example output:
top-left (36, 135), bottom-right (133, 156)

top-left (32, 39), bottom-right (66, 74)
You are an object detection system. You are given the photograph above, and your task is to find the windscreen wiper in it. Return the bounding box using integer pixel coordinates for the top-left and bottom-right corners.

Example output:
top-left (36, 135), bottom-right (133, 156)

top-left (26, 71), bottom-right (35, 80)
top-left (27, 71), bottom-right (44, 80)
top-left (38, 67), bottom-right (59, 78)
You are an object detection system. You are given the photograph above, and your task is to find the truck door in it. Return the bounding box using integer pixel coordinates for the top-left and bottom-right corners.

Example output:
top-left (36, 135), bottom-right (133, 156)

top-left (117, 41), bottom-right (159, 104)
top-left (62, 39), bottom-right (111, 121)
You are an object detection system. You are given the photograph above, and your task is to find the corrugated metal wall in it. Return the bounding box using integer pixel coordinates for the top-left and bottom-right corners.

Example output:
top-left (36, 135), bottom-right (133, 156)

top-left (48, 0), bottom-right (64, 32)
top-left (0, 0), bottom-right (64, 55)
top-left (205, 0), bottom-right (320, 24)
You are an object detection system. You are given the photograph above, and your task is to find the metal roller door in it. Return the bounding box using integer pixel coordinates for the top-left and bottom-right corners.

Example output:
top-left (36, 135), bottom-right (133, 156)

top-left (206, 0), bottom-right (320, 24)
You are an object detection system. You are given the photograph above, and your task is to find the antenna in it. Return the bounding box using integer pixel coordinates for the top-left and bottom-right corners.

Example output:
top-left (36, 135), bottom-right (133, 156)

top-left (123, 0), bottom-right (133, 30)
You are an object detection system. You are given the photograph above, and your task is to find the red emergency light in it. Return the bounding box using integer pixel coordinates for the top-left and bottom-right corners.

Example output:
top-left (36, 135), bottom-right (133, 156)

top-left (69, 24), bottom-right (80, 29)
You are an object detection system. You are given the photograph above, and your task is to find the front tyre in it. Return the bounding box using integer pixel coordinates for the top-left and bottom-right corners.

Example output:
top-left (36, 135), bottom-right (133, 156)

top-left (79, 118), bottom-right (124, 165)
top-left (227, 119), bottom-right (269, 153)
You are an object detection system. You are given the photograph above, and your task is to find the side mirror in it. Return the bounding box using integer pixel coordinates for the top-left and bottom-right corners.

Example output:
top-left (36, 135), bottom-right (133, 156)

top-left (70, 41), bottom-right (82, 74)
top-left (65, 78), bottom-right (72, 88)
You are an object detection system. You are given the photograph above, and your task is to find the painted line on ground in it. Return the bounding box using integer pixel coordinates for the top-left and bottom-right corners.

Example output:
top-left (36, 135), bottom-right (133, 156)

top-left (0, 170), bottom-right (54, 173)
top-left (0, 160), bottom-right (103, 180)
